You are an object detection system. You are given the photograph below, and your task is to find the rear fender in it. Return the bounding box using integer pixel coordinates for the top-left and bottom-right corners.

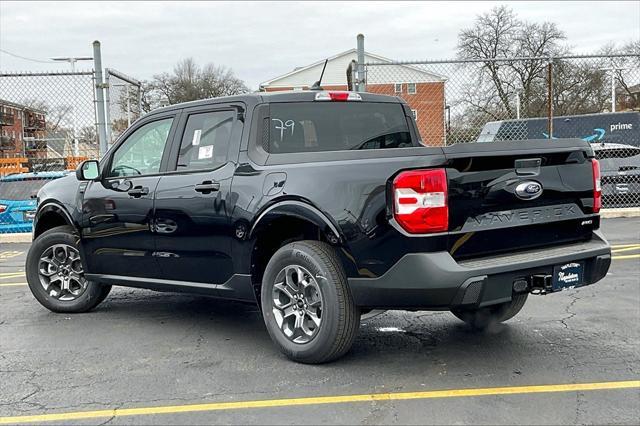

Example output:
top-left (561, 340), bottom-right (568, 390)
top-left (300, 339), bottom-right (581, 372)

top-left (249, 200), bottom-right (342, 244)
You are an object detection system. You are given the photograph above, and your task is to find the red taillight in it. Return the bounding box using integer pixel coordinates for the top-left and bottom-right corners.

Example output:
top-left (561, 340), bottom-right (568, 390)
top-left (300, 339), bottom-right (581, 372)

top-left (592, 159), bottom-right (601, 213)
top-left (393, 169), bottom-right (448, 234)
top-left (0, 204), bottom-right (6, 213)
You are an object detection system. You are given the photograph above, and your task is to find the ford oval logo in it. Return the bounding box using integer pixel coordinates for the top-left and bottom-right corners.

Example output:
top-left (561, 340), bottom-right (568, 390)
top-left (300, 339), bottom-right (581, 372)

top-left (515, 181), bottom-right (543, 200)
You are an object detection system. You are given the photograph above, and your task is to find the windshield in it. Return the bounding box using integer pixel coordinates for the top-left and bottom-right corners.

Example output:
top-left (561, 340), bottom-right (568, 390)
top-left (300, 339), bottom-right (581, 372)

top-left (0, 179), bottom-right (50, 201)
top-left (267, 102), bottom-right (413, 153)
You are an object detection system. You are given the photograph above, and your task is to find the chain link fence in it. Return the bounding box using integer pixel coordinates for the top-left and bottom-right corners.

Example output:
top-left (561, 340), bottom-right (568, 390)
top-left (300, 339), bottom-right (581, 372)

top-left (0, 66), bottom-right (144, 233)
top-left (1, 53), bottom-right (639, 233)
top-left (0, 70), bottom-right (102, 233)
top-left (0, 70), bottom-right (100, 162)
top-left (105, 68), bottom-right (142, 145)
top-left (365, 54), bottom-right (640, 208)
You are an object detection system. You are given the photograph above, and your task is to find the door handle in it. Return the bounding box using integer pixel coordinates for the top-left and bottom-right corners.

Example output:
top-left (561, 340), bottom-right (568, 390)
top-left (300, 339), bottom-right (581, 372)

top-left (127, 186), bottom-right (149, 198)
top-left (194, 181), bottom-right (220, 194)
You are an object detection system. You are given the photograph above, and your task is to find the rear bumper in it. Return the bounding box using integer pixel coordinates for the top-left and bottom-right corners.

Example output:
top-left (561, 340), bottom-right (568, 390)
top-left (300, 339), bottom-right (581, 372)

top-left (348, 231), bottom-right (611, 310)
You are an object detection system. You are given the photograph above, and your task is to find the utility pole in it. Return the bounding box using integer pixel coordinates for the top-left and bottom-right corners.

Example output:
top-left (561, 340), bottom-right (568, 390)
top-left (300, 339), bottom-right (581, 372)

top-left (51, 56), bottom-right (93, 157)
top-left (515, 92), bottom-right (521, 119)
top-left (600, 64), bottom-right (629, 113)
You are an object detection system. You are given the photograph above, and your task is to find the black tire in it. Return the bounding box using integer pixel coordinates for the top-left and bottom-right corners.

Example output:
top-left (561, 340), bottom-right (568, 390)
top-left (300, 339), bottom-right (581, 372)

top-left (261, 241), bottom-right (360, 364)
top-left (26, 225), bottom-right (111, 313)
top-left (451, 293), bottom-right (528, 330)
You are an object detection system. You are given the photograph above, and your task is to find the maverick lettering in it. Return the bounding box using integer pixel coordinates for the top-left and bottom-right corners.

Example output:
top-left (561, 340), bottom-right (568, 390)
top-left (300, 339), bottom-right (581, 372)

top-left (466, 205), bottom-right (578, 229)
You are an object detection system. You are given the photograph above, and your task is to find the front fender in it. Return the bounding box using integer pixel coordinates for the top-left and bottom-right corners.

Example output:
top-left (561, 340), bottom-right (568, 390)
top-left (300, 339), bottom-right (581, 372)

top-left (33, 201), bottom-right (76, 236)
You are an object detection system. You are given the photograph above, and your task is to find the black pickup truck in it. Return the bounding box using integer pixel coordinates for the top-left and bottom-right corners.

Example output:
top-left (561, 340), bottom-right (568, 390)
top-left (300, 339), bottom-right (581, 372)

top-left (27, 91), bottom-right (611, 363)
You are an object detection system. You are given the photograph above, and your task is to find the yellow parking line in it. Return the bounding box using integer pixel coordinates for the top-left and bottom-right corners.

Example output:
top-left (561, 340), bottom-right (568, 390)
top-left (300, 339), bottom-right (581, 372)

top-left (0, 380), bottom-right (638, 424)
top-left (611, 246), bottom-right (640, 254)
top-left (0, 251), bottom-right (23, 259)
top-left (612, 254), bottom-right (640, 260)
top-left (0, 272), bottom-right (25, 279)
top-left (0, 282), bottom-right (27, 287)
top-left (610, 243), bottom-right (640, 249)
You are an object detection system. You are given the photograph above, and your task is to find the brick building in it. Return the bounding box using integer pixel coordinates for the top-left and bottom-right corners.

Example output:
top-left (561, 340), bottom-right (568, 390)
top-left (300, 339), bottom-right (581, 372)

top-left (0, 99), bottom-right (47, 158)
top-left (259, 49), bottom-right (447, 146)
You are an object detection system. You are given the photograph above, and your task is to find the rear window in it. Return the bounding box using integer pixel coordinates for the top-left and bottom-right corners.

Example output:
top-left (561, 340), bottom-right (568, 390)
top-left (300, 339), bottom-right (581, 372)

top-left (266, 102), bottom-right (413, 153)
top-left (595, 147), bottom-right (640, 172)
top-left (0, 179), bottom-right (50, 201)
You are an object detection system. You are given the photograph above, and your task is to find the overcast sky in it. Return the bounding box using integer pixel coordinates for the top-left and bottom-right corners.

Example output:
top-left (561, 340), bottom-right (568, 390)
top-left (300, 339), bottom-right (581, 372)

top-left (1, 1), bottom-right (639, 90)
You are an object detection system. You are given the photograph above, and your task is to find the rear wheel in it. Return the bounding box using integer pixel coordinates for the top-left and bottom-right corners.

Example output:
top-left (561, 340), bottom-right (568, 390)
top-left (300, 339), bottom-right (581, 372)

top-left (26, 226), bottom-right (111, 313)
top-left (451, 293), bottom-right (528, 330)
top-left (261, 241), bottom-right (360, 364)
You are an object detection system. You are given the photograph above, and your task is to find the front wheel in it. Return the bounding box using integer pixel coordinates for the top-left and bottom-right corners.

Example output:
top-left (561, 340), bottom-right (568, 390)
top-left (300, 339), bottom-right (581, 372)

top-left (451, 293), bottom-right (528, 330)
top-left (26, 226), bottom-right (111, 313)
top-left (261, 241), bottom-right (360, 364)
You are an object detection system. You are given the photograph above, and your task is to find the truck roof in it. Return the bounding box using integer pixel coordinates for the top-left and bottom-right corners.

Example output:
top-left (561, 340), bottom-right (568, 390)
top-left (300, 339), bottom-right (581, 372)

top-left (145, 90), bottom-right (404, 117)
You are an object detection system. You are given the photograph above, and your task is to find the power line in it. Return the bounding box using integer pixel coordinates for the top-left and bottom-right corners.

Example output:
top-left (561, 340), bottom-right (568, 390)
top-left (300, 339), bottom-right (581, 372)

top-left (0, 48), bottom-right (57, 64)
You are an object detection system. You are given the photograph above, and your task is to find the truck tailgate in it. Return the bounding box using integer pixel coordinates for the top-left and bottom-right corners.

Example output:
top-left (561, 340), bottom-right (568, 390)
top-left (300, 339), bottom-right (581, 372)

top-left (442, 139), bottom-right (598, 260)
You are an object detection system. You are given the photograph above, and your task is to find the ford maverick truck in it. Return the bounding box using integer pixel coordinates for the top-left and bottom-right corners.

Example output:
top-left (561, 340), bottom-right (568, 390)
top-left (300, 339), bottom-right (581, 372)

top-left (27, 90), bottom-right (611, 363)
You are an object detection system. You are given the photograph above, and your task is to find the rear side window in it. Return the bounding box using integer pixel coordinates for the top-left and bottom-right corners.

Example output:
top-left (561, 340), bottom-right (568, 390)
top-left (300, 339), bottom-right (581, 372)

top-left (177, 110), bottom-right (234, 171)
top-left (266, 102), bottom-right (412, 153)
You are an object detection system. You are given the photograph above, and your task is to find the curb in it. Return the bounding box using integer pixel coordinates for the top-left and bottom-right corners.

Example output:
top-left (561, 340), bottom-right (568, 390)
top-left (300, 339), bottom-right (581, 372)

top-left (600, 207), bottom-right (640, 219)
top-left (0, 232), bottom-right (32, 244)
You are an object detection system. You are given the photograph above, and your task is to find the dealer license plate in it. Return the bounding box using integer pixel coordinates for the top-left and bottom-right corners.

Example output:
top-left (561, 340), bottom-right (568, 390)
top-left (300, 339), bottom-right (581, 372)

top-left (552, 261), bottom-right (585, 291)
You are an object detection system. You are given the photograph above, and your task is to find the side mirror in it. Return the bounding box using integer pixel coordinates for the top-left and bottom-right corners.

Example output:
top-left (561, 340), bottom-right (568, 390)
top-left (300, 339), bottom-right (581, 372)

top-left (76, 160), bottom-right (101, 181)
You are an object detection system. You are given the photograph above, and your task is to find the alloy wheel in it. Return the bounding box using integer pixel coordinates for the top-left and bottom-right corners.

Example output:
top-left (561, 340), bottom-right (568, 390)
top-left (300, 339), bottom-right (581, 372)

top-left (271, 265), bottom-right (324, 344)
top-left (37, 244), bottom-right (88, 301)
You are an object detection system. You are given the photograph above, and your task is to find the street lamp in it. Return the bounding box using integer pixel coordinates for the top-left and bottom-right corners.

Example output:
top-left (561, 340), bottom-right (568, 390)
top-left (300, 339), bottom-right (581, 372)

top-left (51, 56), bottom-right (93, 157)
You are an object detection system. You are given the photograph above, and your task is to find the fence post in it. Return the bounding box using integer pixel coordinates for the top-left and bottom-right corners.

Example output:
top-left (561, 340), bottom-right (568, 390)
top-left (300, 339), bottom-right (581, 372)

top-left (546, 58), bottom-right (553, 139)
top-left (93, 40), bottom-right (108, 157)
top-left (356, 34), bottom-right (365, 92)
top-left (126, 84), bottom-right (131, 127)
top-left (104, 69), bottom-right (112, 145)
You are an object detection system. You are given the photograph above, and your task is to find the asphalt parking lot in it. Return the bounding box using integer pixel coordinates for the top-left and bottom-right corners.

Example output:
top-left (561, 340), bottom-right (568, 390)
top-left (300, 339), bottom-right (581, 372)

top-left (1, 217), bottom-right (639, 425)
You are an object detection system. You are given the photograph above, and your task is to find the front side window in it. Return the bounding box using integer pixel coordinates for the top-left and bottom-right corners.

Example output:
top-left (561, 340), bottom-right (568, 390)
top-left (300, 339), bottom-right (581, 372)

top-left (177, 110), bottom-right (234, 171)
top-left (267, 102), bottom-right (412, 153)
top-left (109, 118), bottom-right (173, 177)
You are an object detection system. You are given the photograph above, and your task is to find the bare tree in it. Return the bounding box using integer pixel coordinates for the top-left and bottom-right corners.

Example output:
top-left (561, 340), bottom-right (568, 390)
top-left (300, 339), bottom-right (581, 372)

top-left (78, 125), bottom-right (97, 144)
top-left (458, 6), bottom-right (522, 115)
top-left (21, 99), bottom-right (73, 133)
top-left (144, 58), bottom-right (249, 110)
top-left (604, 41), bottom-right (640, 111)
top-left (457, 6), bottom-right (565, 117)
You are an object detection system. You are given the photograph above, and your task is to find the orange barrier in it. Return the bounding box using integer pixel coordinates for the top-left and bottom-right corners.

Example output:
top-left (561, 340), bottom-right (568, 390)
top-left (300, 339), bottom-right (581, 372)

top-left (65, 156), bottom-right (88, 170)
top-left (0, 158), bottom-right (29, 176)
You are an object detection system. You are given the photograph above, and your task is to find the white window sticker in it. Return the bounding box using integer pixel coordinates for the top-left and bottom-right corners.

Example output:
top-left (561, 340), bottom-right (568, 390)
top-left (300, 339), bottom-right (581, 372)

top-left (192, 129), bottom-right (202, 146)
top-left (198, 145), bottom-right (213, 159)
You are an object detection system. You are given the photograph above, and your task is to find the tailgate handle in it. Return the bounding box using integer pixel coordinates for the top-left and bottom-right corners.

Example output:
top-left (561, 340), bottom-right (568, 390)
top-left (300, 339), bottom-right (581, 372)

top-left (515, 158), bottom-right (541, 176)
